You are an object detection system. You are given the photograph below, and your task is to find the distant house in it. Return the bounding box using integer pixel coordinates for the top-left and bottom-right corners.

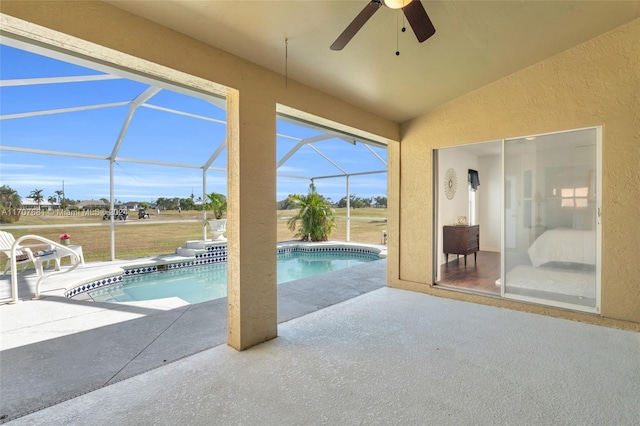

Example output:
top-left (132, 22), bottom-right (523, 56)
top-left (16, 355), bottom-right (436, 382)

top-left (75, 200), bottom-right (107, 210)
top-left (20, 197), bottom-right (59, 210)
top-left (121, 201), bottom-right (140, 210)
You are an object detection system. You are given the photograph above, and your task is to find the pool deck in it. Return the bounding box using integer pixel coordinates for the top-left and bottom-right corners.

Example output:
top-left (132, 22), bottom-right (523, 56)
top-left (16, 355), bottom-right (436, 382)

top-left (0, 244), bottom-right (387, 422)
top-left (2, 261), bottom-right (640, 425)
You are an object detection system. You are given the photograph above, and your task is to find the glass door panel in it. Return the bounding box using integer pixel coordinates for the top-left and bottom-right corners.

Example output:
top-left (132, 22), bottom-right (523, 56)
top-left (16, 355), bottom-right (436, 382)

top-left (503, 128), bottom-right (599, 311)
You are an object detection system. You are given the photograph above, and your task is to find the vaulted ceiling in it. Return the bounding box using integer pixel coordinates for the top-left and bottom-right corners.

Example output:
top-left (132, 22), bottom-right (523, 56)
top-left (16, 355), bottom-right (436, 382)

top-left (106, 1), bottom-right (640, 123)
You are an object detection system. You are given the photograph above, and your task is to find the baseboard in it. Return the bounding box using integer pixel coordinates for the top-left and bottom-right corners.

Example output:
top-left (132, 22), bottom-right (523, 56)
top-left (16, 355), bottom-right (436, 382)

top-left (481, 247), bottom-right (500, 252)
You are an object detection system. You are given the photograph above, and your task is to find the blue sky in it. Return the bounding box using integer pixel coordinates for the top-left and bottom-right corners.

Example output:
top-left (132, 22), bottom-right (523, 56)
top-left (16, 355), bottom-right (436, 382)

top-left (0, 44), bottom-right (387, 204)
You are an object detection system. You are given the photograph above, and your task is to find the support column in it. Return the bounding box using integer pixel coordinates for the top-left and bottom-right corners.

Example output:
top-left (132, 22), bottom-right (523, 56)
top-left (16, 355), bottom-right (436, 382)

top-left (226, 88), bottom-right (277, 351)
top-left (202, 169), bottom-right (207, 241)
top-left (109, 160), bottom-right (116, 261)
top-left (346, 175), bottom-right (351, 242)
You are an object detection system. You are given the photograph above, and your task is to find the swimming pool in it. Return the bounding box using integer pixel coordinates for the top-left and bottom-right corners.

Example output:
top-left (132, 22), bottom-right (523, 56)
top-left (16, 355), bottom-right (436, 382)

top-left (87, 250), bottom-right (379, 304)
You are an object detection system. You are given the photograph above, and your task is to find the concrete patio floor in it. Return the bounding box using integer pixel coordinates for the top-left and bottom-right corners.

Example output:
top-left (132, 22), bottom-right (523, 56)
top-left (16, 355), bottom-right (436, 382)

top-left (2, 257), bottom-right (640, 425)
top-left (0, 257), bottom-right (387, 423)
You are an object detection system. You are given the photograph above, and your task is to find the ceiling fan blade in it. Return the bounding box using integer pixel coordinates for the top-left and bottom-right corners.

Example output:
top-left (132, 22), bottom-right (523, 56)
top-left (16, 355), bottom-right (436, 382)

top-left (403, 0), bottom-right (436, 43)
top-left (330, 1), bottom-right (382, 51)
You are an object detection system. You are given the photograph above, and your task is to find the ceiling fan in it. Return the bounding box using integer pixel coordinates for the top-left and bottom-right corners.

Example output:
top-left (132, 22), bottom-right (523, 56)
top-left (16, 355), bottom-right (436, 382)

top-left (330, 0), bottom-right (436, 51)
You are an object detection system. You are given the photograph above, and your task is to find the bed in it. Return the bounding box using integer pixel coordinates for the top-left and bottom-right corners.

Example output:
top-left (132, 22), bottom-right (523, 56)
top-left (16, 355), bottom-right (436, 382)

top-left (527, 228), bottom-right (596, 268)
top-left (502, 229), bottom-right (597, 305)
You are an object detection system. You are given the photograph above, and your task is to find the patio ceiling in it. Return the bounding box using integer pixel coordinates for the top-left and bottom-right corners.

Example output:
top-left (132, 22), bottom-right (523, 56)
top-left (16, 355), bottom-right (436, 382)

top-left (103, 0), bottom-right (640, 123)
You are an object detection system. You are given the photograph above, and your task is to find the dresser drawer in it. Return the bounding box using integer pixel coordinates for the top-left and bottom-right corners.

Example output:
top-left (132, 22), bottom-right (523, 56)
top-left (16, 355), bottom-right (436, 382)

top-left (468, 227), bottom-right (479, 249)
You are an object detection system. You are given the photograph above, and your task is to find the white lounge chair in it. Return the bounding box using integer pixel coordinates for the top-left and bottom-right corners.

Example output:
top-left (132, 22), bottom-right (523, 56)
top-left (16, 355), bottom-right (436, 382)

top-left (0, 231), bottom-right (61, 276)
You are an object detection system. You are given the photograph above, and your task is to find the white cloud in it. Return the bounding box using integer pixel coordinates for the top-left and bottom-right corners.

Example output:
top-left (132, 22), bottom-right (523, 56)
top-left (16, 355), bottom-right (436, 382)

top-left (0, 163), bottom-right (46, 170)
top-left (276, 165), bottom-right (308, 173)
top-left (76, 165), bottom-right (107, 171)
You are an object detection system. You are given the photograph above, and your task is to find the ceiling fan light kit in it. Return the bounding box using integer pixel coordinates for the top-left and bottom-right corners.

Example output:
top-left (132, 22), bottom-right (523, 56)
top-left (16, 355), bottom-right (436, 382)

top-left (383, 0), bottom-right (412, 9)
top-left (330, 0), bottom-right (435, 51)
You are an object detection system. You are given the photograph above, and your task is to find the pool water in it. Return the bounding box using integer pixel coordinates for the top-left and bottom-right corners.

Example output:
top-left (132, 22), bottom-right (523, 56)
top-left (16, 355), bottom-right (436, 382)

top-left (88, 251), bottom-right (378, 304)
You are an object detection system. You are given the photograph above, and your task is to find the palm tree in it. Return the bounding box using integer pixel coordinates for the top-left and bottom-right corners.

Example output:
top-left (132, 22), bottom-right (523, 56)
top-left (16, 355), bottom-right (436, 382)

top-left (56, 190), bottom-right (68, 209)
top-left (206, 192), bottom-right (227, 219)
top-left (29, 189), bottom-right (44, 210)
top-left (287, 184), bottom-right (335, 242)
top-left (48, 195), bottom-right (57, 208)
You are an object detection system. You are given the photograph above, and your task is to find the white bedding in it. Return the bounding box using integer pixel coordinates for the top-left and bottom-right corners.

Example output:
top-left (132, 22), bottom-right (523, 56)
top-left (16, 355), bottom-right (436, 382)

top-left (528, 229), bottom-right (596, 267)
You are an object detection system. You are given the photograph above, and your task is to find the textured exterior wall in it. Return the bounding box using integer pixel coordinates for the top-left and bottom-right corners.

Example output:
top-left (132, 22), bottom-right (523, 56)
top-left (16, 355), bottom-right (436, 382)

top-left (388, 18), bottom-right (640, 327)
top-left (226, 89), bottom-right (278, 350)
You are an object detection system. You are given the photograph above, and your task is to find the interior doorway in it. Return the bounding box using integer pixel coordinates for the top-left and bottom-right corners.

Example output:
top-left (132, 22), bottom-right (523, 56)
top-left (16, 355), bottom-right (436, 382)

top-left (434, 141), bottom-right (502, 295)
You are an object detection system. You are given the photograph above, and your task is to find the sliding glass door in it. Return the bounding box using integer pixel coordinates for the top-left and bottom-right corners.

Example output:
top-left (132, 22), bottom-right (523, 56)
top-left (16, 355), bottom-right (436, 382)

top-left (503, 128), bottom-right (600, 312)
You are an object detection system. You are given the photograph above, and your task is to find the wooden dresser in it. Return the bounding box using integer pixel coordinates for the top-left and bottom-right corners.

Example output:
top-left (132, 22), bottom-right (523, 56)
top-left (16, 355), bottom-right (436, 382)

top-left (443, 225), bottom-right (479, 265)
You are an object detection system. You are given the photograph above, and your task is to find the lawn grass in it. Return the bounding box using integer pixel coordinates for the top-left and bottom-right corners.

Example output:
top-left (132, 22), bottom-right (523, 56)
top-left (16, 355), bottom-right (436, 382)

top-left (1, 207), bottom-right (388, 269)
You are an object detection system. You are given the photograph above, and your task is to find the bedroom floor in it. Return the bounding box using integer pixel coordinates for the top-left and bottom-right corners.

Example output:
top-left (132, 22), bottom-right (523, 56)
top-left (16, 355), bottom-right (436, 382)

top-left (438, 250), bottom-right (597, 309)
top-left (437, 250), bottom-right (500, 294)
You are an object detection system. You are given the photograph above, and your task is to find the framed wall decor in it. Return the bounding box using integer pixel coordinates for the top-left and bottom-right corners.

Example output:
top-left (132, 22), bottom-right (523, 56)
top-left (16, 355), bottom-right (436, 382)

top-left (444, 168), bottom-right (457, 200)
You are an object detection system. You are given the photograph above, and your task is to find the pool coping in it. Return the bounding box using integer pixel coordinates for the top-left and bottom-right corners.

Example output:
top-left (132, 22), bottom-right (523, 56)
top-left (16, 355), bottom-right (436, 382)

top-left (65, 241), bottom-right (387, 299)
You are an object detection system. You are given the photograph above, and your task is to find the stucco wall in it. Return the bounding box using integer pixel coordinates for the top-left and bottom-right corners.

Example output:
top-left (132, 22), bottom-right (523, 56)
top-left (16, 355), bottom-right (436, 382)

top-left (388, 18), bottom-right (640, 326)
